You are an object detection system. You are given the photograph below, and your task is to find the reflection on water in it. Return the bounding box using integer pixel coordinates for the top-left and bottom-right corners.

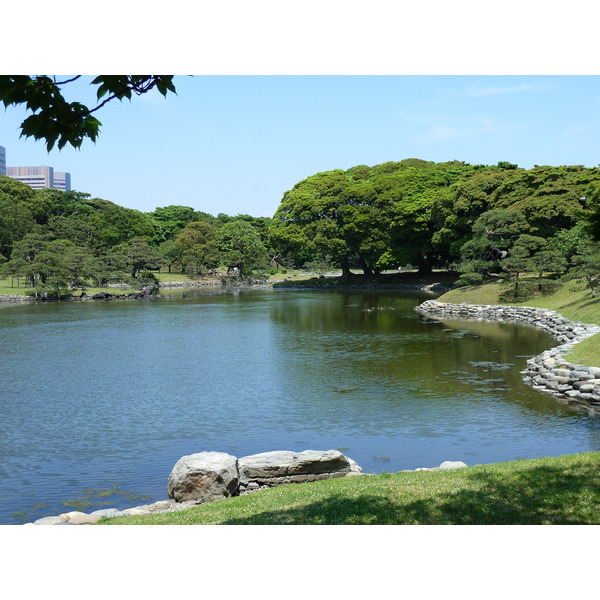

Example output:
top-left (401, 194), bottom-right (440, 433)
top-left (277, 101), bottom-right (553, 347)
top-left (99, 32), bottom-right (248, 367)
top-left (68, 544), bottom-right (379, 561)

top-left (1, 288), bottom-right (600, 523)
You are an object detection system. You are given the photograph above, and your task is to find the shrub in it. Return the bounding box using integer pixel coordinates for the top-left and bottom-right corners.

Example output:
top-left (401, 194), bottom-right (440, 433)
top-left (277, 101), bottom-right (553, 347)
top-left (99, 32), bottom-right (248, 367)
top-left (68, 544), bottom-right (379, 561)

top-left (138, 271), bottom-right (159, 284)
top-left (539, 280), bottom-right (561, 296)
top-left (456, 272), bottom-right (485, 287)
top-left (498, 279), bottom-right (562, 302)
top-left (498, 282), bottom-right (536, 303)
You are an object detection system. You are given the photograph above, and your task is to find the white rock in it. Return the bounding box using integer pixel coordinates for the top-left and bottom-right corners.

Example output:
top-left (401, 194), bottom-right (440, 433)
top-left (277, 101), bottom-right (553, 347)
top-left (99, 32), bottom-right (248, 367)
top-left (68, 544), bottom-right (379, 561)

top-left (61, 511), bottom-right (102, 524)
top-left (438, 461), bottom-right (468, 470)
top-left (90, 508), bottom-right (125, 518)
top-left (33, 515), bottom-right (68, 525)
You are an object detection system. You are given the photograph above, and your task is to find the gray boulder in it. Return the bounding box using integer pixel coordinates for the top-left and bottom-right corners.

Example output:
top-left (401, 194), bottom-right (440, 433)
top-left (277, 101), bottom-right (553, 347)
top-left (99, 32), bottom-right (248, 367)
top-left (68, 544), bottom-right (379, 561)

top-left (167, 451), bottom-right (239, 503)
top-left (238, 449), bottom-right (362, 489)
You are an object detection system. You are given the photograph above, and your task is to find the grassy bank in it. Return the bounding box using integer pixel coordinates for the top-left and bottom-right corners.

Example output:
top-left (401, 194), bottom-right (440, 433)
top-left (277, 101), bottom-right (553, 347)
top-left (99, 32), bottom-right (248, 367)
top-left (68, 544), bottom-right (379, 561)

top-left (0, 277), bottom-right (134, 298)
top-left (0, 272), bottom-right (198, 298)
top-left (100, 451), bottom-right (600, 525)
top-left (437, 279), bottom-right (600, 367)
top-left (0, 277), bottom-right (33, 296)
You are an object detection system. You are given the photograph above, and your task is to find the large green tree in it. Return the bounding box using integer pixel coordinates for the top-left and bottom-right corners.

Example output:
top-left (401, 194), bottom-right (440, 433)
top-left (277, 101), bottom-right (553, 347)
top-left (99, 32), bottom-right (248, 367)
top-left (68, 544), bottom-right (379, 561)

top-left (174, 221), bottom-right (218, 274)
top-left (0, 195), bottom-right (36, 258)
top-left (147, 205), bottom-right (211, 243)
top-left (568, 239), bottom-right (600, 298)
top-left (270, 160), bottom-right (480, 275)
top-left (46, 194), bottom-right (156, 251)
top-left (2, 232), bottom-right (53, 287)
top-left (501, 234), bottom-right (548, 297)
top-left (270, 169), bottom-right (393, 276)
top-left (107, 237), bottom-right (164, 279)
top-left (457, 208), bottom-right (530, 284)
top-left (270, 170), bottom-right (353, 274)
top-left (380, 162), bottom-right (476, 272)
top-left (432, 167), bottom-right (517, 263)
top-left (216, 220), bottom-right (267, 276)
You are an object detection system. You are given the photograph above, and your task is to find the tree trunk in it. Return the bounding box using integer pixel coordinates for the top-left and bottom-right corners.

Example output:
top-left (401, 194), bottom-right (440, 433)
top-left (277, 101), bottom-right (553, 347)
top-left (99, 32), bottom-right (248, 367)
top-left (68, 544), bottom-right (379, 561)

top-left (416, 254), bottom-right (433, 275)
top-left (340, 258), bottom-right (352, 278)
top-left (359, 256), bottom-right (374, 277)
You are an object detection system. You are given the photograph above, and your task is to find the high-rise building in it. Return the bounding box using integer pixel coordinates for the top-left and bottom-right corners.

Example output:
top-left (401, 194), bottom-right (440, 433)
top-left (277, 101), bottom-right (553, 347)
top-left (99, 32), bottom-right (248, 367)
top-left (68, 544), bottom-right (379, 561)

top-left (0, 145), bottom-right (6, 176)
top-left (53, 171), bottom-right (71, 192)
top-left (6, 165), bottom-right (72, 191)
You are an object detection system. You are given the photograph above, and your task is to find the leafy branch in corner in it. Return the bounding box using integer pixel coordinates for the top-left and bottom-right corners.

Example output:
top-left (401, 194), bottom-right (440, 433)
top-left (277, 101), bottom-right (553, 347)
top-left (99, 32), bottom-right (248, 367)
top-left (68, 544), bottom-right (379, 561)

top-left (0, 75), bottom-right (177, 151)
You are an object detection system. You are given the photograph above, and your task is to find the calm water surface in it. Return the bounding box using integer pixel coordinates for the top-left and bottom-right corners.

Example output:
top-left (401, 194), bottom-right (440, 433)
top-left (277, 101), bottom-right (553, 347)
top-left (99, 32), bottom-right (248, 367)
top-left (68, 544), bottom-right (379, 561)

top-left (2, 287), bottom-right (600, 524)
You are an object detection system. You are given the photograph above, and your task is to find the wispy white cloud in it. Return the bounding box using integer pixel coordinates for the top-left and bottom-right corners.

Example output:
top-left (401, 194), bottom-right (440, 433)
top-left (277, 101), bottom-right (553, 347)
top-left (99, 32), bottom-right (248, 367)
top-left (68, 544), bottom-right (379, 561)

top-left (398, 110), bottom-right (444, 124)
top-left (555, 125), bottom-right (600, 154)
top-left (399, 110), bottom-right (528, 143)
top-left (468, 83), bottom-right (545, 97)
top-left (557, 125), bottom-right (587, 140)
top-left (420, 119), bottom-right (499, 142)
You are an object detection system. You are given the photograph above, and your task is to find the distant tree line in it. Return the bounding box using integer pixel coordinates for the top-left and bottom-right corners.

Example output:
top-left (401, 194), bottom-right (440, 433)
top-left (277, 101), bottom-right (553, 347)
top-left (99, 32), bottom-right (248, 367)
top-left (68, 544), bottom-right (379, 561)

top-left (0, 176), bottom-right (273, 298)
top-left (3, 157), bottom-right (600, 300)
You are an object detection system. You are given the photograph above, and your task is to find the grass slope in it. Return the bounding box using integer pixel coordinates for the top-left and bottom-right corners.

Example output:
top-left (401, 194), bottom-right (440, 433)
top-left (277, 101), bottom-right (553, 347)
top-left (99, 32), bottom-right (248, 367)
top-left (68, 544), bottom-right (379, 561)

top-left (101, 452), bottom-right (600, 525)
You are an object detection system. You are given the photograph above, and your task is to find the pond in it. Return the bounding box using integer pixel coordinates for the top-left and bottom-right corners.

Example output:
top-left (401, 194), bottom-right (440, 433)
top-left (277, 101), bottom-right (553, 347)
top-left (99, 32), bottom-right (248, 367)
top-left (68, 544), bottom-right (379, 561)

top-left (1, 287), bottom-right (600, 524)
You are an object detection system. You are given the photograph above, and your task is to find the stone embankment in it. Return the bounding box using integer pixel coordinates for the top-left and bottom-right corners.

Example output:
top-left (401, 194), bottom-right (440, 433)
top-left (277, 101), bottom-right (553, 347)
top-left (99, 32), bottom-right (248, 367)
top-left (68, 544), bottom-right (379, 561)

top-left (416, 299), bottom-right (600, 411)
top-left (159, 279), bottom-right (270, 289)
top-left (27, 449), bottom-right (468, 524)
top-left (81, 284), bottom-right (160, 301)
top-left (158, 280), bottom-right (222, 288)
top-left (0, 294), bottom-right (34, 303)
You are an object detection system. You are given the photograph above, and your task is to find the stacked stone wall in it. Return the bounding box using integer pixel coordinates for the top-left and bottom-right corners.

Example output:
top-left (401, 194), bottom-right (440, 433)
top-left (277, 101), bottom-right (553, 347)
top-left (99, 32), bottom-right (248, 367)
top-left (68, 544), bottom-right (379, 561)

top-left (0, 295), bottom-right (34, 303)
top-left (416, 300), bottom-right (600, 412)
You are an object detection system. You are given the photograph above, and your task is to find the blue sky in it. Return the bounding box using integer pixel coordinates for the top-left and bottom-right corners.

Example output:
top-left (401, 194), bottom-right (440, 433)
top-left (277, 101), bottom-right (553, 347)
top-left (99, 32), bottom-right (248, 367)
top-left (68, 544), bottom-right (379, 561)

top-left (3, 75), bottom-right (600, 218)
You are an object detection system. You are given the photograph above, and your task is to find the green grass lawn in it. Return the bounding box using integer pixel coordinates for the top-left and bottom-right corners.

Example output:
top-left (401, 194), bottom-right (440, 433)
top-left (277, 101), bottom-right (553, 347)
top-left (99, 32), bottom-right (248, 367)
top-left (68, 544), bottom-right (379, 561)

top-left (438, 279), bottom-right (600, 367)
top-left (100, 452), bottom-right (600, 525)
top-left (155, 271), bottom-right (197, 283)
top-left (0, 277), bottom-right (139, 298)
top-left (0, 277), bottom-right (31, 296)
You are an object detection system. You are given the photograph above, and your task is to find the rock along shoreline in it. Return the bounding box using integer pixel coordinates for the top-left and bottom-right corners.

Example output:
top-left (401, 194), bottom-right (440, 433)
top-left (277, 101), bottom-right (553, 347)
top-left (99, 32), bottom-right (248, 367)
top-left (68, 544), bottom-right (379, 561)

top-left (415, 299), bottom-right (600, 414)
top-left (25, 450), bottom-right (468, 525)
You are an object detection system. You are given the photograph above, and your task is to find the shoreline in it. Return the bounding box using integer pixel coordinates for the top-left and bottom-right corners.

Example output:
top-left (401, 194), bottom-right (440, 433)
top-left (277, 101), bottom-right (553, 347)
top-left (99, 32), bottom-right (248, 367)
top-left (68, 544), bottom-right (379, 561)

top-left (26, 457), bottom-right (469, 525)
top-left (416, 299), bottom-right (600, 414)
top-left (0, 279), bottom-right (453, 303)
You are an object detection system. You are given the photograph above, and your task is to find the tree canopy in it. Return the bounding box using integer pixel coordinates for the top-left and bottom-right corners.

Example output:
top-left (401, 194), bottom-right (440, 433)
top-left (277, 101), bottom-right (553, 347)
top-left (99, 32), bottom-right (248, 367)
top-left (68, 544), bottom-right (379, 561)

top-left (270, 160), bottom-right (488, 274)
top-left (268, 160), bottom-right (600, 278)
